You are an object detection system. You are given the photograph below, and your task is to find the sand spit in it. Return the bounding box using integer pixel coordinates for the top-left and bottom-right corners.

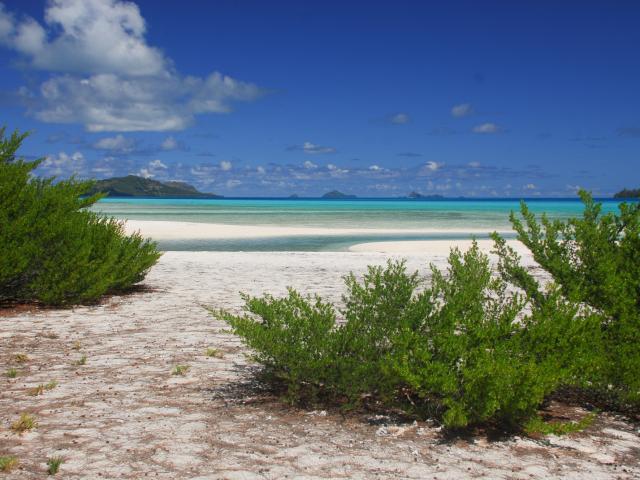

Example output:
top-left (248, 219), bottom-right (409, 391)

top-left (349, 238), bottom-right (529, 254)
top-left (1, 251), bottom-right (639, 479)
top-left (124, 220), bottom-right (512, 240)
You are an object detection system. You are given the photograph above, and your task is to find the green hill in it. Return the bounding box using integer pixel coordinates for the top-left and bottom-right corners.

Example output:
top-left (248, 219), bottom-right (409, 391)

top-left (321, 190), bottom-right (357, 199)
top-left (614, 188), bottom-right (640, 199)
top-left (87, 175), bottom-right (222, 198)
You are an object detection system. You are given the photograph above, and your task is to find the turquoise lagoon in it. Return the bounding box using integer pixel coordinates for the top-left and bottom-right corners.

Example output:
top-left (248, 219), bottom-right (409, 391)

top-left (93, 198), bottom-right (627, 251)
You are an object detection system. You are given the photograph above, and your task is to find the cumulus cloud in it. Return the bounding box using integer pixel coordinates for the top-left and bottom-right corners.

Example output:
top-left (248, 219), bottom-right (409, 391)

top-left (472, 123), bottom-right (502, 134)
top-left (389, 113), bottom-right (410, 124)
top-left (523, 183), bottom-right (537, 190)
top-left (149, 159), bottom-right (167, 169)
top-left (93, 134), bottom-right (135, 152)
top-left (137, 158), bottom-right (168, 178)
top-left (423, 161), bottom-right (443, 172)
top-left (451, 103), bottom-right (473, 117)
top-left (38, 150), bottom-right (85, 176)
top-left (161, 136), bottom-right (178, 151)
top-left (0, 0), bottom-right (265, 131)
top-left (468, 161), bottom-right (481, 168)
top-left (303, 160), bottom-right (317, 169)
top-left (219, 160), bottom-right (232, 171)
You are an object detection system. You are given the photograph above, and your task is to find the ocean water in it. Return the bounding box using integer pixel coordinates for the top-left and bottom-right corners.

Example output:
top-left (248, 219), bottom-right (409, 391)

top-left (93, 198), bottom-right (627, 251)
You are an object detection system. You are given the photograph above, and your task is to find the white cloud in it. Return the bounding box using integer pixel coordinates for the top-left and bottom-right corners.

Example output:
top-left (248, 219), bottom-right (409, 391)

top-left (137, 158), bottom-right (168, 178)
top-left (451, 103), bottom-right (473, 117)
top-left (468, 161), bottom-right (481, 168)
top-left (93, 134), bottom-right (135, 152)
top-left (1, 0), bottom-right (265, 131)
top-left (149, 159), bottom-right (167, 169)
top-left (326, 163), bottom-right (349, 177)
top-left (425, 161), bottom-right (442, 171)
top-left (0, 0), bottom-right (165, 76)
top-left (256, 166), bottom-right (266, 175)
top-left (226, 179), bottom-right (241, 188)
top-left (39, 150), bottom-right (85, 176)
top-left (523, 183), bottom-right (537, 190)
top-left (303, 160), bottom-right (317, 169)
top-left (137, 167), bottom-right (154, 178)
top-left (472, 123), bottom-right (502, 134)
top-left (219, 160), bottom-right (232, 171)
top-left (390, 112), bottom-right (410, 124)
top-left (301, 142), bottom-right (336, 154)
top-left (369, 165), bottom-right (381, 171)
top-left (161, 136), bottom-right (178, 151)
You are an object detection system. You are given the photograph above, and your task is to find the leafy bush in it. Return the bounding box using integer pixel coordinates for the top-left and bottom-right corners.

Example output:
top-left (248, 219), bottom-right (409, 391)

top-left (0, 127), bottom-right (161, 305)
top-left (214, 242), bottom-right (598, 428)
top-left (493, 191), bottom-right (640, 406)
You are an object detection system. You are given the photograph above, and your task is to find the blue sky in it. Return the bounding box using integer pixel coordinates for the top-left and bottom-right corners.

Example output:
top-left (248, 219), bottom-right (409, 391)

top-left (1, 0), bottom-right (639, 197)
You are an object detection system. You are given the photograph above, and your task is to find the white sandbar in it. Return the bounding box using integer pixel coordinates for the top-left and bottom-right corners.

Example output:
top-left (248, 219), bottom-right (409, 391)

top-left (123, 219), bottom-right (512, 240)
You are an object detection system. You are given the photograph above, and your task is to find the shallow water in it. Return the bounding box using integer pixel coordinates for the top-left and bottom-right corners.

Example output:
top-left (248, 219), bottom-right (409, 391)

top-left (94, 197), bottom-right (627, 251)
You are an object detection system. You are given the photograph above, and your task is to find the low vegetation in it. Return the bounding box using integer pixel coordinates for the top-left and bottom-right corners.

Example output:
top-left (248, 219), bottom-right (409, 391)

top-left (215, 192), bottom-right (639, 430)
top-left (0, 127), bottom-right (161, 306)
top-left (47, 456), bottom-right (64, 475)
top-left (495, 191), bottom-right (640, 408)
top-left (0, 456), bottom-right (18, 472)
top-left (172, 365), bottom-right (190, 376)
top-left (11, 413), bottom-right (37, 433)
top-left (524, 411), bottom-right (597, 437)
top-left (205, 348), bottom-right (223, 358)
top-left (28, 380), bottom-right (58, 396)
top-left (5, 368), bottom-right (18, 378)
top-left (14, 353), bottom-right (29, 363)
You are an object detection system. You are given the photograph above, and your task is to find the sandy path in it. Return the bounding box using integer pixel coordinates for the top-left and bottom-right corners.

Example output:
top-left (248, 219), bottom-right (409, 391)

top-left (1, 252), bottom-right (639, 479)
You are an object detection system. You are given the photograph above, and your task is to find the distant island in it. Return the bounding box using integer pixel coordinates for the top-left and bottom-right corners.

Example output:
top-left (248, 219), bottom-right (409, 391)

top-left (406, 191), bottom-right (445, 200)
top-left (321, 190), bottom-right (357, 199)
top-left (87, 175), bottom-right (222, 198)
top-left (614, 188), bottom-right (640, 199)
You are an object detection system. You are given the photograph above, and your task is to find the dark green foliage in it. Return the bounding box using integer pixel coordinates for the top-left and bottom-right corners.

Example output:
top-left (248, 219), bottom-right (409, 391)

top-left (0, 127), bottom-right (161, 305)
top-left (215, 243), bottom-right (597, 428)
top-left (613, 188), bottom-right (640, 199)
top-left (494, 191), bottom-right (640, 406)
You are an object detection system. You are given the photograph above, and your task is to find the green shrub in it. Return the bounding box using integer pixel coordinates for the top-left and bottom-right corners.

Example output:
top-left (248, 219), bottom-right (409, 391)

top-left (493, 191), bottom-right (640, 406)
top-left (0, 127), bottom-right (161, 305)
top-left (214, 242), bottom-right (597, 428)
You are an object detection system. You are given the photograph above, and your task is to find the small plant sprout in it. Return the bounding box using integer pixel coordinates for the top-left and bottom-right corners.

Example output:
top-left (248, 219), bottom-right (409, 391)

top-left (47, 456), bottom-right (64, 475)
top-left (172, 365), bottom-right (190, 376)
top-left (29, 384), bottom-right (45, 396)
top-left (14, 353), bottom-right (29, 363)
top-left (72, 341), bottom-right (81, 351)
top-left (74, 355), bottom-right (87, 366)
top-left (0, 456), bottom-right (19, 472)
top-left (11, 413), bottom-right (37, 433)
top-left (5, 368), bottom-right (18, 378)
top-left (45, 380), bottom-right (58, 390)
top-left (205, 348), bottom-right (224, 358)
top-left (28, 381), bottom-right (57, 396)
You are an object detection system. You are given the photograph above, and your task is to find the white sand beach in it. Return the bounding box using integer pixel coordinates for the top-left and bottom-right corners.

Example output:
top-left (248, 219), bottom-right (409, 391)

top-left (2, 249), bottom-right (639, 479)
